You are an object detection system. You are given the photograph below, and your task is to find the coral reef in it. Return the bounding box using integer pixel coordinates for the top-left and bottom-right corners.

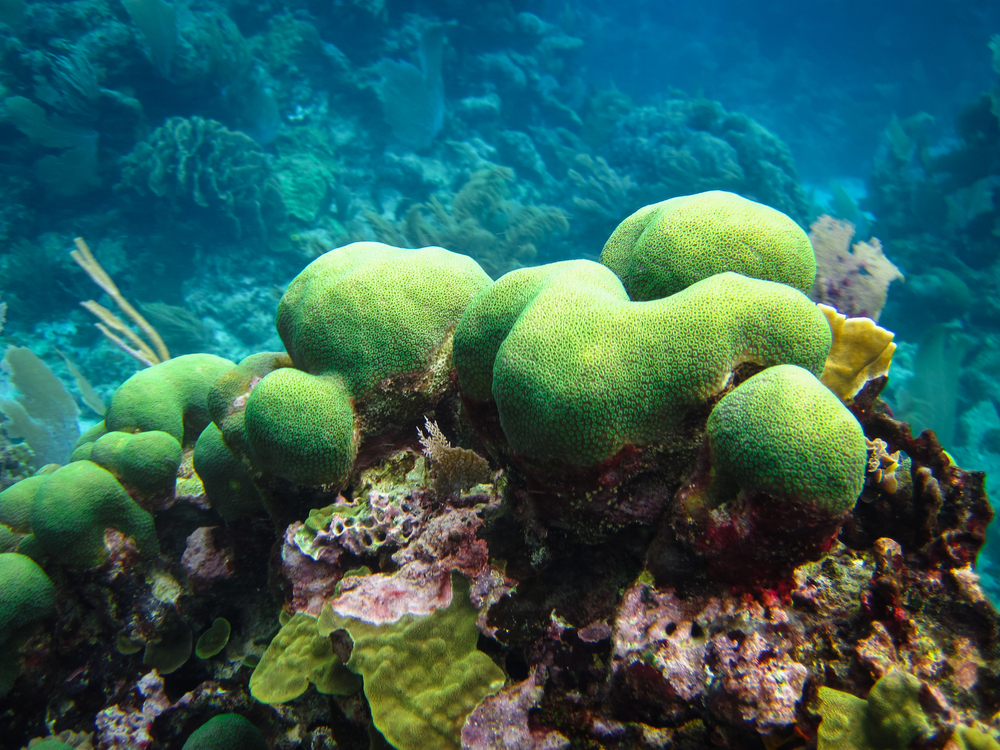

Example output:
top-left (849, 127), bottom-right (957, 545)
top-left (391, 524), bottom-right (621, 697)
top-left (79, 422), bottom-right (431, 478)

top-left (0, 190), bottom-right (994, 750)
top-left (117, 117), bottom-right (285, 240)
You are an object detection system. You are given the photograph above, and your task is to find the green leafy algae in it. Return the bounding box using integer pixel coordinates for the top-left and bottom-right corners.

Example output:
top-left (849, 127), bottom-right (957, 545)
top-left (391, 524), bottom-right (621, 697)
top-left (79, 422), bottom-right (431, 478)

top-left (318, 574), bottom-right (505, 750)
top-left (249, 612), bottom-right (360, 704)
top-left (195, 617), bottom-right (231, 659)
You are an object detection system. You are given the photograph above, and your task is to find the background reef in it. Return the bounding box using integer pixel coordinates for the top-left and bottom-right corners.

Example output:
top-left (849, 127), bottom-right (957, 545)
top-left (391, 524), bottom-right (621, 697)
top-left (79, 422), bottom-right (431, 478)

top-left (1, 0), bottom-right (1000, 748)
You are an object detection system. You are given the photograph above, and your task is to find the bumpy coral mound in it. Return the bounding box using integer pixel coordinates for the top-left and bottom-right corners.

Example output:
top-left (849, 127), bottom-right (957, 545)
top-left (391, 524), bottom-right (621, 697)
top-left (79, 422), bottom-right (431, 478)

top-left (243, 369), bottom-right (355, 487)
top-left (0, 552), bottom-right (54, 644)
top-left (276, 242), bottom-right (491, 395)
top-left (218, 243), bottom-right (492, 488)
top-left (88, 430), bottom-right (182, 497)
top-left (29, 461), bottom-right (159, 566)
top-left (701, 364), bottom-right (866, 516)
top-left (106, 354), bottom-right (235, 446)
top-left (0, 552), bottom-right (54, 696)
top-left (181, 714), bottom-right (268, 750)
top-left (192, 423), bottom-right (262, 522)
top-left (206, 351), bottom-right (292, 457)
top-left (454, 261), bottom-right (830, 470)
top-left (0, 476), bottom-right (47, 533)
top-left (600, 190), bottom-right (816, 301)
top-left (673, 365), bottom-right (867, 572)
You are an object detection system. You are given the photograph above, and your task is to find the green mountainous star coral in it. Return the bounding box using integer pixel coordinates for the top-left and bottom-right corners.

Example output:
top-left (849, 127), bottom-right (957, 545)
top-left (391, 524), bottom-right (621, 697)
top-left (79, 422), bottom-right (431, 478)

top-left (454, 262), bottom-right (831, 470)
top-left (0, 183), bottom-right (991, 750)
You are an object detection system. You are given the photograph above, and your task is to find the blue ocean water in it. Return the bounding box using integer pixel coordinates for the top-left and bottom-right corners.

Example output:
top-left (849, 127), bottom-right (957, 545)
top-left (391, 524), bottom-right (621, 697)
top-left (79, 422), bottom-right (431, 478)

top-left (0, 0), bottom-right (999, 747)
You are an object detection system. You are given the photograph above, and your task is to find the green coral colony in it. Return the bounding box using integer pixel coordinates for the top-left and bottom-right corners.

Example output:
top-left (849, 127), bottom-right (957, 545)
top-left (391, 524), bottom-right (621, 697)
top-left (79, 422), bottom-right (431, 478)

top-left (0, 190), bottom-right (990, 749)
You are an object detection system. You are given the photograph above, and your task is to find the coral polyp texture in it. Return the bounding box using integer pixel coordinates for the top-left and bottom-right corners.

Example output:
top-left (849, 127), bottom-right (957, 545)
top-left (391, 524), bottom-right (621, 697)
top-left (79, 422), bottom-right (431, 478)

top-left (0, 192), bottom-right (996, 750)
top-left (243, 368), bottom-right (356, 487)
top-left (600, 190), bottom-right (817, 301)
top-left (276, 242), bottom-right (491, 394)
top-left (105, 354), bottom-right (235, 445)
top-left (181, 714), bottom-right (269, 750)
top-left (29, 461), bottom-right (159, 567)
top-left (454, 261), bottom-right (830, 471)
top-left (0, 553), bottom-right (54, 696)
top-left (212, 242), bottom-right (492, 489)
top-left (696, 364), bottom-right (867, 517)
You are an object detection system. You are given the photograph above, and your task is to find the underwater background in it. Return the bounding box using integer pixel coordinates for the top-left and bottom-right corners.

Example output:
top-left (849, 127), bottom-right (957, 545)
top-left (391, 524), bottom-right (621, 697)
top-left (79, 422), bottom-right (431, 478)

top-left (2, 0), bottom-right (1000, 748)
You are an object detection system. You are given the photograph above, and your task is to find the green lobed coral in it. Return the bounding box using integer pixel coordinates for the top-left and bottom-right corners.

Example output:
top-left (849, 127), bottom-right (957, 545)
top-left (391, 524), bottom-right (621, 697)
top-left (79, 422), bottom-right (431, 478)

top-left (0, 552), bottom-right (55, 645)
top-left (192, 423), bottom-right (262, 522)
top-left (195, 617), bottom-right (231, 659)
top-left (276, 242), bottom-right (492, 394)
top-left (69, 421), bottom-right (108, 462)
top-left (182, 714), bottom-right (269, 750)
top-left (105, 354), bottom-right (235, 446)
top-left (206, 351), bottom-right (292, 458)
top-left (0, 525), bottom-right (18, 553)
top-left (227, 243), bottom-right (491, 487)
top-left (28, 461), bottom-right (159, 566)
top-left (0, 552), bottom-right (55, 696)
top-left (243, 369), bottom-right (356, 487)
top-left (703, 364), bottom-right (867, 516)
top-left (249, 612), bottom-right (360, 704)
top-left (816, 670), bottom-right (930, 750)
top-left (317, 575), bottom-right (505, 750)
top-left (88, 430), bottom-right (182, 497)
top-left (454, 261), bottom-right (831, 468)
top-left (0, 475), bottom-right (48, 533)
top-left (600, 190), bottom-right (816, 301)
top-left (143, 625), bottom-right (192, 675)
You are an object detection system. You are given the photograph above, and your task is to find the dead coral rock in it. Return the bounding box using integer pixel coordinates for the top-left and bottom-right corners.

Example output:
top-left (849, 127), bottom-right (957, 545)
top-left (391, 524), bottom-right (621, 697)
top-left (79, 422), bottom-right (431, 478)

top-left (279, 521), bottom-right (346, 617)
top-left (708, 629), bottom-right (808, 729)
top-left (843, 408), bottom-right (993, 568)
top-left (326, 564), bottom-right (453, 624)
top-left (95, 670), bottom-right (188, 750)
top-left (461, 665), bottom-right (570, 749)
top-left (392, 504), bottom-right (489, 577)
top-left (856, 621), bottom-right (899, 678)
top-left (611, 583), bottom-right (807, 732)
top-left (180, 526), bottom-right (234, 590)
